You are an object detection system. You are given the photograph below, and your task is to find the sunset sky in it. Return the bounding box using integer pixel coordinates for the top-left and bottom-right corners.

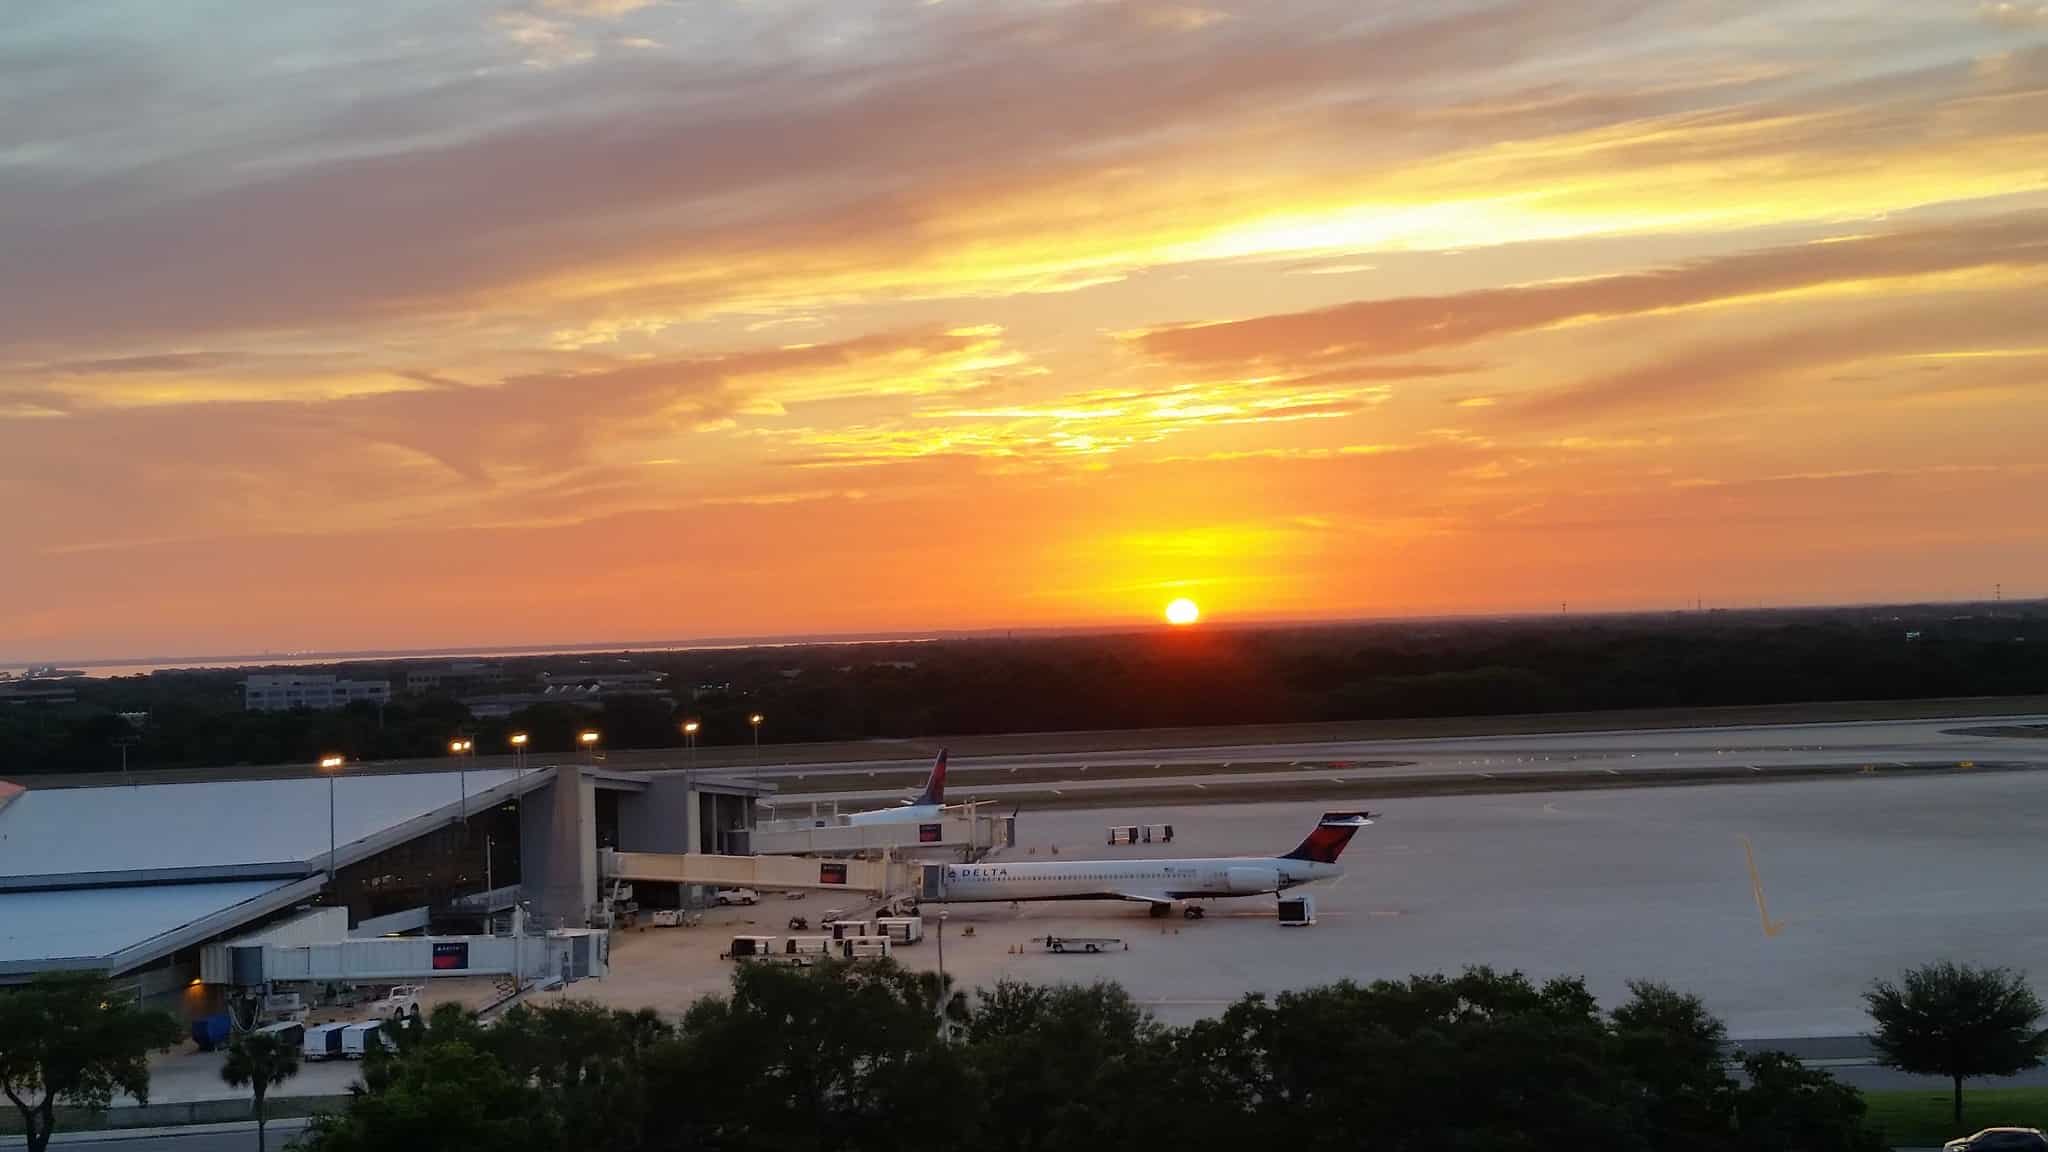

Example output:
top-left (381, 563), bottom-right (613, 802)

top-left (4, 1), bottom-right (2046, 661)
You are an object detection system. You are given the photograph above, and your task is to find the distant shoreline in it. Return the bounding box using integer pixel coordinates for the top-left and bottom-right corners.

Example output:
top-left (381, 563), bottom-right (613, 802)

top-left (11, 596), bottom-right (2044, 678)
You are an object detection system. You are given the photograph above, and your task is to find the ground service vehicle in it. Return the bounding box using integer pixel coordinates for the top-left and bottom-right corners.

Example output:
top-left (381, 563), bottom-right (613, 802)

top-left (372, 984), bottom-right (424, 1019)
top-left (725, 935), bottom-right (778, 959)
top-left (714, 888), bottom-right (760, 906)
top-left (839, 937), bottom-right (891, 960)
top-left (1044, 936), bottom-right (1119, 954)
top-left (876, 916), bottom-right (925, 944)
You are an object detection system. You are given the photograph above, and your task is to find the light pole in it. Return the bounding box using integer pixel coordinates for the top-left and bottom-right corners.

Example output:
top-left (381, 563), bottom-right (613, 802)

top-left (579, 729), bottom-right (601, 765)
top-left (748, 713), bottom-right (763, 786)
top-left (449, 738), bottom-right (473, 824)
top-left (935, 909), bottom-right (949, 1021)
top-left (509, 732), bottom-right (528, 777)
top-left (682, 720), bottom-right (699, 770)
top-left (318, 755), bottom-right (345, 883)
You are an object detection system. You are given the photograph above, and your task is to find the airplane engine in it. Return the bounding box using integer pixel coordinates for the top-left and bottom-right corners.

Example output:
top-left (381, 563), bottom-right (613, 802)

top-left (1225, 866), bottom-right (1279, 895)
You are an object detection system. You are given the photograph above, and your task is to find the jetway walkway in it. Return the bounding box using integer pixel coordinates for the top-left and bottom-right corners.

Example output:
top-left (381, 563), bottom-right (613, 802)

top-left (746, 803), bottom-right (1014, 860)
top-left (601, 849), bottom-right (922, 896)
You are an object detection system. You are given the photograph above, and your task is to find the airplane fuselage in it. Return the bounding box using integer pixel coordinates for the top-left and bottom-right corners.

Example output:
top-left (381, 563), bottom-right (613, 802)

top-left (843, 803), bottom-right (944, 827)
top-left (933, 855), bottom-right (1339, 904)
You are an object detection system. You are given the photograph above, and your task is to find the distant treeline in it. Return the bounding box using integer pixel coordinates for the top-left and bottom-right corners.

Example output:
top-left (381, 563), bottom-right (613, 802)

top-left (5, 602), bottom-right (2045, 775)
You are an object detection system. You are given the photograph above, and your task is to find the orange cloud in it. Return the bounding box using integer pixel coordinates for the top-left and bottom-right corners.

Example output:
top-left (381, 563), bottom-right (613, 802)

top-left (1132, 211), bottom-right (2048, 370)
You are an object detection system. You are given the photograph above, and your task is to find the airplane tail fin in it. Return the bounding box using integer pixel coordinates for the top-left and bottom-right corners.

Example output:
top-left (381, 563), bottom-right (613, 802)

top-left (1281, 811), bottom-right (1376, 863)
top-left (914, 749), bottom-right (948, 806)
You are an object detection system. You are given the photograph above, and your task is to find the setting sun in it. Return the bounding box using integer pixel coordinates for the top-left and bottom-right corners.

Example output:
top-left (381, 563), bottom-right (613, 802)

top-left (1165, 598), bottom-right (1201, 626)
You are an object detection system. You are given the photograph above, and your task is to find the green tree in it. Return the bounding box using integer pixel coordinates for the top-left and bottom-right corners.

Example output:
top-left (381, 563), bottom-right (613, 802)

top-left (480, 1002), bottom-right (670, 1152)
top-left (220, 1029), bottom-right (301, 1152)
top-left (659, 959), bottom-right (976, 1152)
top-left (0, 973), bottom-right (182, 1152)
top-left (298, 1034), bottom-right (558, 1152)
top-left (1731, 1051), bottom-right (1887, 1152)
top-left (961, 980), bottom-right (1174, 1152)
top-left (1609, 981), bottom-right (1735, 1149)
top-left (1865, 961), bottom-right (2048, 1125)
top-left (1173, 968), bottom-right (1634, 1152)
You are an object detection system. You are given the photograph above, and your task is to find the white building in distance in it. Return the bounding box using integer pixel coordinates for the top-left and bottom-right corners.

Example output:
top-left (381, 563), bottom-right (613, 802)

top-left (243, 673), bottom-right (392, 712)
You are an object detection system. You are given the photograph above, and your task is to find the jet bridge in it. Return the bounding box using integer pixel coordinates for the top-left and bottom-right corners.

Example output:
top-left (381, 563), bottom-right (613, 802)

top-left (746, 803), bottom-right (1013, 860)
top-left (601, 849), bottom-right (920, 896)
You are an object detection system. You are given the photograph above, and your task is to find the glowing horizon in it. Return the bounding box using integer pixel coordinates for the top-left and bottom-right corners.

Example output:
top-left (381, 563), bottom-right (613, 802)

top-left (3, 2), bottom-right (2045, 662)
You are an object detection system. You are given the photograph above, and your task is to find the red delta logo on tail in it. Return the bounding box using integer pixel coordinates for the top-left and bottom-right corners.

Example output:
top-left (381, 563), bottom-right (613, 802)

top-left (913, 749), bottom-right (948, 806)
top-left (1281, 811), bottom-right (1376, 863)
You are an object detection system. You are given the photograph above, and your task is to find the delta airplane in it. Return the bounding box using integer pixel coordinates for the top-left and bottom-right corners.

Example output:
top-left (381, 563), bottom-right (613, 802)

top-left (923, 810), bottom-right (1375, 918)
top-left (841, 749), bottom-right (949, 827)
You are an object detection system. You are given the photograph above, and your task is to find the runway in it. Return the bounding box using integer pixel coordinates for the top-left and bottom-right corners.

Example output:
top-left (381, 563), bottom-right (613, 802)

top-left (752, 714), bottom-right (2048, 808)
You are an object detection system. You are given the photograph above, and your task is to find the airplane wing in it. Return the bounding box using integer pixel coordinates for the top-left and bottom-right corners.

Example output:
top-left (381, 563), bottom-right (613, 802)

top-left (1110, 890), bottom-right (1173, 904)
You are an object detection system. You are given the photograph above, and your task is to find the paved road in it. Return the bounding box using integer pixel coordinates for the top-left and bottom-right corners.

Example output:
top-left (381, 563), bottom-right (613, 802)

top-left (753, 714), bottom-right (2048, 806)
top-left (2, 1118), bottom-right (308, 1152)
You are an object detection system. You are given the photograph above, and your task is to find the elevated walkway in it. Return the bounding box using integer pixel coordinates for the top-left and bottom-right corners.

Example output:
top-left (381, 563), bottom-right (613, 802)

top-left (601, 849), bottom-right (920, 896)
top-left (747, 803), bottom-right (1013, 860)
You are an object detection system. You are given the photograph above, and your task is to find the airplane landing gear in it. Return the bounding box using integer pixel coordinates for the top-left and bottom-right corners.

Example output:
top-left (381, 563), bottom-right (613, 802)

top-left (1182, 905), bottom-right (1205, 920)
top-left (1147, 902), bottom-right (1171, 919)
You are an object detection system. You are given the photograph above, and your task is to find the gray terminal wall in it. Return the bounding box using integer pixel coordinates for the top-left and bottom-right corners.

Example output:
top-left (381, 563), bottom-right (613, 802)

top-left (520, 770), bottom-right (597, 928)
top-left (616, 776), bottom-right (699, 855)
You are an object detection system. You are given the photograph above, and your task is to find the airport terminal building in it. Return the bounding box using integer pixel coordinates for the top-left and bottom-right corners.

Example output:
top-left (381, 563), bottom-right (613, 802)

top-left (0, 764), bottom-right (770, 1012)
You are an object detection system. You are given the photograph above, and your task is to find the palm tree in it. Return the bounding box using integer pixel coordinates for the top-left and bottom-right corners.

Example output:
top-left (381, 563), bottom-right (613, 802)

top-left (220, 1030), bottom-right (301, 1152)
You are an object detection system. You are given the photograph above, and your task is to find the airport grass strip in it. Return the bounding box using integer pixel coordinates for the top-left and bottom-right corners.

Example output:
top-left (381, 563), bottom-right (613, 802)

top-left (1862, 1086), bottom-right (2048, 1147)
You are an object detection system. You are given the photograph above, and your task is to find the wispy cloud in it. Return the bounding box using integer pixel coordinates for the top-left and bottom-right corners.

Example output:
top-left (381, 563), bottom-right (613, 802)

top-left (1133, 211), bottom-right (2048, 370)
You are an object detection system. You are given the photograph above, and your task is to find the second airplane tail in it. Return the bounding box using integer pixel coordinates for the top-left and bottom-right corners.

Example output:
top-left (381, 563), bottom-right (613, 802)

top-left (913, 748), bottom-right (948, 806)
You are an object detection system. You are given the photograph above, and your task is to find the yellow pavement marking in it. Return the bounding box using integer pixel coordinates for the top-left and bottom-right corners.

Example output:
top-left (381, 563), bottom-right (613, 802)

top-left (1741, 835), bottom-right (1785, 938)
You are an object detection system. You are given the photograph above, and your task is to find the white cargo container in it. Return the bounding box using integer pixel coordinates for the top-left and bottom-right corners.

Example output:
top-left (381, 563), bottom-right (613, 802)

top-left (341, 1021), bottom-right (386, 1059)
top-left (1106, 824), bottom-right (1174, 845)
top-left (875, 917), bottom-right (925, 945)
top-left (253, 1020), bottom-right (305, 1049)
top-left (1277, 893), bottom-right (1316, 927)
top-left (302, 1022), bottom-right (349, 1061)
top-left (783, 936), bottom-right (833, 956)
top-left (825, 919), bottom-right (871, 940)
